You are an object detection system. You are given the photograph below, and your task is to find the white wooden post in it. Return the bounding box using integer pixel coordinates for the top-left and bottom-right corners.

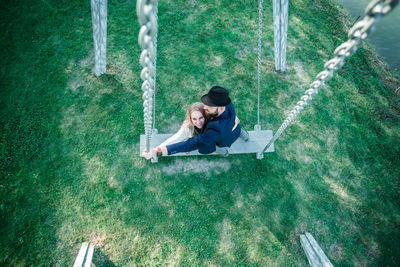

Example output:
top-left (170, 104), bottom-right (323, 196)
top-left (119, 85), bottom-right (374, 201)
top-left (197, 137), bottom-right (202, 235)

top-left (91, 0), bottom-right (107, 76)
top-left (73, 242), bottom-right (95, 267)
top-left (300, 232), bottom-right (333, 267)
top-left (273, 0), bottom-right (288, 72)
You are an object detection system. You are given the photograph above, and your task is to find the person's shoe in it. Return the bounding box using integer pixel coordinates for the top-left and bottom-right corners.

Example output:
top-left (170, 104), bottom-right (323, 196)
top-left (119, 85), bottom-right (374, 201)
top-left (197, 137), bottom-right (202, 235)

top-left (240, 129), bottom-right (249, 141)
top-left (215, 147), bottom-right (229, 157)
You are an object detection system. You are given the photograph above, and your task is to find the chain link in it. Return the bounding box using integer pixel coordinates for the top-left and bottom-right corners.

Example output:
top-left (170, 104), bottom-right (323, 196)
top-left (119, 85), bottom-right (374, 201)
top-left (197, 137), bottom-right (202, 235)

top-left (152, 5), bottom-right (158, 131)
top-left (137, 0), bottom-right (158, 152)
top-left (261, 0), bottom-right (398, 154)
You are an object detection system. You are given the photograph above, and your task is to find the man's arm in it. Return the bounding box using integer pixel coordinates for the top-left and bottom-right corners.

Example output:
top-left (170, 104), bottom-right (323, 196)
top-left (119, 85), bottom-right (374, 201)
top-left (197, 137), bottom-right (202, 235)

top-left (166, 127), bottom-right (221, 155)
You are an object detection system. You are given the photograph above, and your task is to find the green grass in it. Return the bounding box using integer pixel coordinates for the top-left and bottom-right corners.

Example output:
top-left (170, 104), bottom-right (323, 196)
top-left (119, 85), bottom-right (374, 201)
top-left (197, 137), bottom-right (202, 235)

top-left (1, 0), bottom-right (399, 265)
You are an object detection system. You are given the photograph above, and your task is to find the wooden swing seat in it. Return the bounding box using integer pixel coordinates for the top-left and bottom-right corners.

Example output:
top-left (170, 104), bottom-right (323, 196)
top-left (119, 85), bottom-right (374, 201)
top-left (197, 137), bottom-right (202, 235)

top-left (140, 129), bottom-right (274, 159)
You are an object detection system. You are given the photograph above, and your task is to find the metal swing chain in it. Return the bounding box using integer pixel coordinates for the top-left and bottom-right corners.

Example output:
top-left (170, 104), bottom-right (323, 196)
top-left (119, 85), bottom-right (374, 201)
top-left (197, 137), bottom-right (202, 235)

top-left (256, 0), bottom-right (264, 129)
top-left (152, 3), bottom-right (158, 132)
top-left (137, 0), bottom-right (158, 152)
top-left (261, 0), bottom-right (399, 154)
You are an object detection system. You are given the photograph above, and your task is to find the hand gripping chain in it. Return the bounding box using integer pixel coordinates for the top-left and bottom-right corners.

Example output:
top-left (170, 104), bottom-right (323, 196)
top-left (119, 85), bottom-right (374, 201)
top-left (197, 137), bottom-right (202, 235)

top-left (137, 0), bottom-right (158, 152)
top-left (260, 0), bottom-right (398, 154)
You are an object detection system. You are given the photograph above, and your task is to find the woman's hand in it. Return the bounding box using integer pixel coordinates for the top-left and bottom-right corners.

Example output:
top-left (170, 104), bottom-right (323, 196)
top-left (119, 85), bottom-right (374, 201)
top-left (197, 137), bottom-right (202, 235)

top-left (142, 146), bottom-right (168, 160)
top-left (142, 148), bottom-right (157, 160)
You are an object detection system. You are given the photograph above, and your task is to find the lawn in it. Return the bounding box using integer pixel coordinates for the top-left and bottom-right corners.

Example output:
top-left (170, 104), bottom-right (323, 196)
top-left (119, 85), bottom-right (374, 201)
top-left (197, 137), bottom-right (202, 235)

top-left (0, 0), bottom-right (399, 266)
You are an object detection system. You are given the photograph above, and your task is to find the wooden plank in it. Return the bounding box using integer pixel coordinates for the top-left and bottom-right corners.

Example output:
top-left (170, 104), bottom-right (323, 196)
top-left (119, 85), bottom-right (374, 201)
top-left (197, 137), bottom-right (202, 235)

top-left (305, 232), bottom-right (333, 267)
top-left (84, 245), bottom-right (95, 267)
top-left (73, 242), bottom-right (89, 267)
top-left (300, 234), bottom-right (322, 267)
top-left (140, 130), bottom-right (274, 157)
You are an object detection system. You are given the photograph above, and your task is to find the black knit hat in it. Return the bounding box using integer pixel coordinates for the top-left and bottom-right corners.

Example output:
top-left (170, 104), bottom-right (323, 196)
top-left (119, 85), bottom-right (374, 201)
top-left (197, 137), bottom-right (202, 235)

top-left (201, 86), bottom-right (231, 107)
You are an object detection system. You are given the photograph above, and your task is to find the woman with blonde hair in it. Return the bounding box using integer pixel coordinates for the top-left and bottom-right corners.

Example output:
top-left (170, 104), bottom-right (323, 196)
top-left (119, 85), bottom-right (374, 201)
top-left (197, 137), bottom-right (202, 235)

top-left (143, 102), bottom-right (240, 159)
top-left (159, 102), bottom-right (207, 147)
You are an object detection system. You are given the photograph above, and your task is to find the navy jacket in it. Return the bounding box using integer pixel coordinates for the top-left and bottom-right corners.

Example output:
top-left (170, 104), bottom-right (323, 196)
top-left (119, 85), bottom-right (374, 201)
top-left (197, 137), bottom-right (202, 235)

top-left (167, 102), bottom-right (241, 155)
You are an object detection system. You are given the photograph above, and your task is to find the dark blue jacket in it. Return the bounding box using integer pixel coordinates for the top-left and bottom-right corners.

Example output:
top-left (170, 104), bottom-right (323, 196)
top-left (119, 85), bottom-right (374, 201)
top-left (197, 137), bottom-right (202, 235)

top-left (167, 102), bottom-right (241, 155)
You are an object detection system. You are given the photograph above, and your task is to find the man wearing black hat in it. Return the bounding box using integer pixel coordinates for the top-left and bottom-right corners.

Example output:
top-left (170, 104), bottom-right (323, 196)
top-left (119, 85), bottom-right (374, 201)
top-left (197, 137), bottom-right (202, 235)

top-left (156, 86), bottom-right (249, 157)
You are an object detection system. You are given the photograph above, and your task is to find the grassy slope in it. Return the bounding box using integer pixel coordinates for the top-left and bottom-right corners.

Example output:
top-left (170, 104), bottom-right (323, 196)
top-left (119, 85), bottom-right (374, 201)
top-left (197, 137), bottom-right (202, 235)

top-left (0, 0), bottom-right (399, 265)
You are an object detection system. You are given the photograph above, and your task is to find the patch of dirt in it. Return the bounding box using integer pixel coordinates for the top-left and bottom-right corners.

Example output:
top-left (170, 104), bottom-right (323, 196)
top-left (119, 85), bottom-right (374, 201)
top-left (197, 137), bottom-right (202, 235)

top-left (189, 0), bottom-right (197, 7)
top-left (83, 156), bottom-right (107, 183)
top-left (214, 55), bottom-right (223, 66)
top-left (233, 187), bottom-right (244, 209)
top-left (293, 61), bottom-right (310, 85)
top-left (235, 45), bottom-right (257, 58)
top-left (162, 158), bottom-right (231, 176)
top-left (367, 240), bottom-right (380, 258)
top-left (353, 254), bottom-right (369, 267)
top-left (107, 175), bottom-right (118, 189)
top-left (89, 232), bottom-right (106, 247)
top-left (329, 242), bottom-right (345, 261)
top-left (67, 76), bottom-right (84, 92)
top-left (313, 220), bottom-right (330, 238)
top-left (288, 223), bottom-right (308, 247)
top-left (274, 92), bottom-right (290, 109)
top-left (325, 129), bottom-right (339, 151)
top-left (324, 176), bottom-right (359, 205)
top-left (79, 50), bottom-right (94, 68)
top-left (283, 139), bottom-right (313, 164)
top-left (166, 244), bottom-right (183, 265)
top-left (218, 218), bottom-right (235, 260)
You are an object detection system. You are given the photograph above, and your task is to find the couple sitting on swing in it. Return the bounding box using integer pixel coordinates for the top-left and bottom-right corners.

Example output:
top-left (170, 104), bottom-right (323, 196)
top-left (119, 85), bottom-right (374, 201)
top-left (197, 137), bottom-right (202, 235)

top-left (142, 86), bottom-right (249, 160)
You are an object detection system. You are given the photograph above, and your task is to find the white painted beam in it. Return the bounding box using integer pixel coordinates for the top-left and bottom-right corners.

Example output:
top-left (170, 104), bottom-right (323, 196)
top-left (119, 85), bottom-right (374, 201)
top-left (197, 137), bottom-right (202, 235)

top-left (91, 0), bottom-right (107, 76)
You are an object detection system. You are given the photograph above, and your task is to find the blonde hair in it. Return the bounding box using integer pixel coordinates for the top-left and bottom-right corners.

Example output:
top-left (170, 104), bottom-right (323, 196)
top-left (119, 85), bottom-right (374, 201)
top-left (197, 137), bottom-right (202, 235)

top-left (182, 102), bottom-right (206, 135)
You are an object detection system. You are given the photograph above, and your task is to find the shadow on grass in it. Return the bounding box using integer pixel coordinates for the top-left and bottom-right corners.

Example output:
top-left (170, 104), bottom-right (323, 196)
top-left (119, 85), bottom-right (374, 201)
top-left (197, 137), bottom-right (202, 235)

top-left (92, 248), bottom-right (116, 267)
